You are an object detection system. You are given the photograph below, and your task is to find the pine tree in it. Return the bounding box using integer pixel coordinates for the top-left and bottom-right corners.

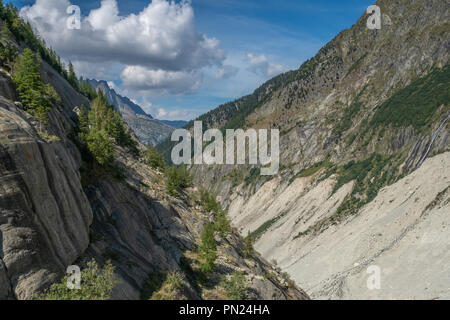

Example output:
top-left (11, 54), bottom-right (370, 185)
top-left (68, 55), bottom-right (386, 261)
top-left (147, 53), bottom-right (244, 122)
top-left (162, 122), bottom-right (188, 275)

top-left (12, 48), bottom-right (43, 109)
top-left (78, 104), bottom-right (89, 141)
top-left (1, 23), bottom-right (12, 44)
top-left (198, 222), bottom-right (217, 273)
top-left (67, 61), bottom-right (78, 89)
top-left (86, 128), bottom-right (114, 166)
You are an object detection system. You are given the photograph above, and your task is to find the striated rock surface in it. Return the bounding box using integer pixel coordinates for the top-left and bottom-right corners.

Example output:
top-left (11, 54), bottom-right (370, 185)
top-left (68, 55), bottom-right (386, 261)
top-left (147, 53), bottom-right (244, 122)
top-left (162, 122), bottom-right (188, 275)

top-left (0, 73), bottom-right (92, 299)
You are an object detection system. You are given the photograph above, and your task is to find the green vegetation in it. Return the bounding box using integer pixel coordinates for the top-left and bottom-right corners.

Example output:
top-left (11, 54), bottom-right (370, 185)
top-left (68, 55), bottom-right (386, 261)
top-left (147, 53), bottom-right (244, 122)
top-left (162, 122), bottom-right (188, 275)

top-left (345, 52), bottom-right (368, 77)
top-left (248, 212), bottom-right (287, 242)
top-left (0, 23), bottom-right (17, 71)
top-left (280, 272), bottom-right (296, 288)
top-left (214, 210), bottom-right (231, 238)
top-left (145, 145), bottom-right (165, 170)
top-left (196, 189), bottom-right (231, 237)
top-left (332, 101), bottom-right (363, 138)
top-left (198, 222), bottom-right (217, 273)
top-left (11, 48), bottom-right (61, 130)
top-left (150, 271), bottom-right (184, 300)
top-left (86, 129), bottom-right (114, 166)
top-left (37, 131), bottom-right (60, 143)
top-left (370, 65), bottom-right (449, 131)
top-left (77, 92), bottom-right (138, 186)
top-left (78, 77), bottom-right (98, 100)
top-left (293, 228), bottom-right (311, 240)
top-left (84, 92), bottom-right (138, 164)
top-left (289, 158), bottom-right (333, 184)
top-left (0, 2), bottom-right (96, 99)
top-left (35, 259), bottom-right (117, 300)
top-left (243, 231), bottom-right (255, 257)
top-left (199, 189), bottom-right (221, 213)
top-left (141, 271), bottom-right (165, 300)
top-left (220, 272), bottom-right (247, 300)
top-left (141, 271), bottom-right (184, 300)
top-left (244, 167), bottom-right (261, 186)
top-left (165, 165), bottom-right (193, 196)
top-left (332, 153), bottom-right (403, 217)
top-left (228, 168), bottom-right (244, 187)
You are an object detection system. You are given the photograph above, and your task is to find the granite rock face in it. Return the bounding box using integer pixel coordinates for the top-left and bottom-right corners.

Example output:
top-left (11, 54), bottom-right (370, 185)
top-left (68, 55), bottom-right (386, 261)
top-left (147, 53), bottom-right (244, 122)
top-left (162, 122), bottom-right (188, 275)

top-left (0, 74), bottom-right (92, 299)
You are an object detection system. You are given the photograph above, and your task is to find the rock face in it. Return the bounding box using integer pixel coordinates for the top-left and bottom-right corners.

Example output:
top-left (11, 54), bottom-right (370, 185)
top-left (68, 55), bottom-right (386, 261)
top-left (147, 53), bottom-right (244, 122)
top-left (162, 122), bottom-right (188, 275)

top-left (157, 0), bottom-right (450, 299)
top-left (88, 79), bottom-right (177, 146)
top-left (0, 73), bottom-right (92, 300)
top-left (0, 53), bottom-right (307, 300)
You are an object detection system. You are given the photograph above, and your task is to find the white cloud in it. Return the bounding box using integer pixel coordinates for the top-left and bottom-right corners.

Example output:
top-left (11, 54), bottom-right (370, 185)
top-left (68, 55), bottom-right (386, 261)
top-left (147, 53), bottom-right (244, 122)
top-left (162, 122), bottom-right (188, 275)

top-left (156, 108), bottom-right (190, 120)
top-left (246, 53), bottom-right (286, 77)
top-left (121, 66), bottom-right (202, 95)
top-left (20, 0), bottom-right (225, 95)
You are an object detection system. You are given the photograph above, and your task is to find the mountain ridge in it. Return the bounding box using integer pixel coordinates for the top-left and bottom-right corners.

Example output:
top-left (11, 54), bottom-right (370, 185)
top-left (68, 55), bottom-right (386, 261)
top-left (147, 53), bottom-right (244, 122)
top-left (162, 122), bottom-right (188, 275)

top-left (88, 79), bottom-right (187, 146)
top-left (157, 0), bottom-right (450, 299)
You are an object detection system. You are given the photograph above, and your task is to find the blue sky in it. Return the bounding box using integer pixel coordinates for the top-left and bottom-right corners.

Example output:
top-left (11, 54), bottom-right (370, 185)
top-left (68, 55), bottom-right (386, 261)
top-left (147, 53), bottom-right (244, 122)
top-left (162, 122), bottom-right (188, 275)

top-left (11, 0), bottom-right (374, 120)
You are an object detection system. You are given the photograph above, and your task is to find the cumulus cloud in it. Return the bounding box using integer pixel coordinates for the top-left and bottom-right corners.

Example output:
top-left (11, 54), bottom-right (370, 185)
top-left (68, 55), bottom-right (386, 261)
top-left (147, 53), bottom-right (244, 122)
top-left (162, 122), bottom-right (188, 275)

top-left (121, 66), bottom-right (202, 95)
top-left (246, 53), bottom-right (286, 78)
top-left (20, 0), bottom-right (225, 94)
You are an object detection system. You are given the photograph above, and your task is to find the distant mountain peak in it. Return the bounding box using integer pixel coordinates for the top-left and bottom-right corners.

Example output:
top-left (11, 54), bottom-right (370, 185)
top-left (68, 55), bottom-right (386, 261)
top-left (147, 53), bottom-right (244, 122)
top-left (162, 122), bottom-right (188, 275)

top-left (87, 79), bottom-right (153, 119)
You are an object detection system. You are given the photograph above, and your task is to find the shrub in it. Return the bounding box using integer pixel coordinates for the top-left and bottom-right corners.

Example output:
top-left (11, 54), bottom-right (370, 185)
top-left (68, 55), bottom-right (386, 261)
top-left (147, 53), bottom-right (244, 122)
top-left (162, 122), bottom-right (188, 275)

top-left (243, 231), bottom-right (255, 257)
top-left (86, 128), bottom-right (114, 166)
top-left (199, 189), bottom-right (221, 214)
top-left (221, 272), bottom-right (247, 300)
top-left (165, 166), bottom-right (193, 196)
top-left (214, 210), bottom-right (231, 238)
top-left (145, 145), bottom-right (165, 170)
top-left (244, 167), bottom-right (261, 186)
top-left (150, 271), bottom-right (184, 300)
top-left (198, 222), bottom-right (217, 273)
top-left (35, 259), bottom-right (117, 300)
top-left (228, 168), bottom-right (244, 187)
top-left (166, 271), bottom-right (183, 290)
top-left (142, 271), bottom-right (184, 300)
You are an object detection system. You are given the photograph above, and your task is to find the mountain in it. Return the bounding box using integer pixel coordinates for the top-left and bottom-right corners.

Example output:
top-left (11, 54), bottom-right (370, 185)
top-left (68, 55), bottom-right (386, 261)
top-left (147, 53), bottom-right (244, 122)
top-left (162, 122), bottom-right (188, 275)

top-left (157, 0), bottom-right (450, 299)
top-left (160, 120), bottom-right (188, 128)
top-left (0, 10), bottom-right (308, 300)
top-left (88, 79), bottom-right (180, 146)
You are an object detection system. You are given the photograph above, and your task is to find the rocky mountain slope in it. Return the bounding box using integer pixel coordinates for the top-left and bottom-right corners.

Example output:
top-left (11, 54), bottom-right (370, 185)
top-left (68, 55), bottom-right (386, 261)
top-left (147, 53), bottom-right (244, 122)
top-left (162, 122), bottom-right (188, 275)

top-left (157, 0), bottom-right (450, 299)
top-left (88, 79), bottom-right (184, 146)
top-left (0, 18), bottom-right (308, 299)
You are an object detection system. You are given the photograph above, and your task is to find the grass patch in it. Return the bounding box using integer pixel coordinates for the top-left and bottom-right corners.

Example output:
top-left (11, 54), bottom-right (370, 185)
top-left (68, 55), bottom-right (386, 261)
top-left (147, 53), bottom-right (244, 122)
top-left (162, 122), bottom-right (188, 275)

top-left (289, 158), bottom-right (333, 184)
top-left (248, 211), bottom-right (287, 242)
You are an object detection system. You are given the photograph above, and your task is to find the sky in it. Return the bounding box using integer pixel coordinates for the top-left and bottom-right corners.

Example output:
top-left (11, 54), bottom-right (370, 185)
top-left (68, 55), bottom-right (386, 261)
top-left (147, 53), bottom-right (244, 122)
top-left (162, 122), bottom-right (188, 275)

top-left (10, 0), bottom-right (374, 120)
